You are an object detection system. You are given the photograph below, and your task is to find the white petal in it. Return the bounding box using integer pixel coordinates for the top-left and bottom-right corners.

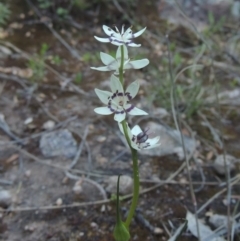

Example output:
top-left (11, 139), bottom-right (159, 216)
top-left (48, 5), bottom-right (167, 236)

top-left (123, 59), bottom-right (131, 66)
top-left (107, 61), bottom-right (119, 71)
top-left (127, 43), bottom-right (141, 47)
top-left (94, 36), bottom-right (110, 43)
top-left (121, 25), bottom-right (125, 35)
top-left (102, 25), bottom-right (119, 38)
top-left (100, 52), bottom-right (115, 65)
top-left (125, 80), bottom-right (139, 99)
top-left (131, 125), bottom-right (143, 135)
top-left (116, 46), bottom-right (121, 59)
top-left (145, 142), bottom-right (161, 150)
top-left (127, 106), bottom-right (148, 116)
top-left (116, 45), bottom-right (129, 59)
top-left (110, 75), bottom-right (123, 93)
top-left (148, 136), bottom-right (160, 146)
top-left (123, 27), bottom-right (133, 39)
top-left (118, 121), bottom-right (124, 134)
top-left (91, 66), bottom-right (112, 72)
top-left (94, 107), bottom-right (112, 115)
top-left (131, 143), bottom-right (141, 151)
top-left (133, 27), bottom-right (146, 38)
top-left (125, 59), bottom-right (149, 70)
top-left (110, 40), bottom-right (124, 46)
top-left (94, 89), bottom-right (111, 105)
top-left (118, 122), bottom-right (133, 140)
top-left (114, 112), bottom-right (126, 122)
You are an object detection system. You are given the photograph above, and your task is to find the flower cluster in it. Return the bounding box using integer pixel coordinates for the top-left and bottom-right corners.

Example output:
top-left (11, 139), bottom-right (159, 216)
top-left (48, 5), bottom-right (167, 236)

top-left (92, 25), bottom-right (160, 150)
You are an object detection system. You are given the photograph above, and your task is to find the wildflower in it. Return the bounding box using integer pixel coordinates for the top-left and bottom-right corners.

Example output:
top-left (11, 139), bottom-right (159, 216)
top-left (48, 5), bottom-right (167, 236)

top-left (94, 75), bottom-right (148, 122)
top-left (94, 25), bottom-right (146, 47)
top-left (118, 122), bottom-right (160, 150)
top-left (91, 45), bottom-right (149, 74)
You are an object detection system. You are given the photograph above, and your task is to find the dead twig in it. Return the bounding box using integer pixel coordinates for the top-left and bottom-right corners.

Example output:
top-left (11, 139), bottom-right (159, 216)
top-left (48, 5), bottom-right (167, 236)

top-left (68, 125), bottom-right (89, 170)
top-left (0, 114), bottom-right (25, 146)
top-left (0, 41), bottom-right (86, 95)
top-left (197, 174), bottom-right (240, 215)
top-left (25, 0), bottom-right (81, 60)
top-left (65, 171), bottom-right (107, 200)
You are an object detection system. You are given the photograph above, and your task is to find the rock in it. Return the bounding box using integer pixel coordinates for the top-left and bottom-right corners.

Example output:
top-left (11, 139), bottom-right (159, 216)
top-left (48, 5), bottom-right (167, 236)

top-left (105, 175), bottom-right (133, 195)
top-left (42, 120), bottom-right (55, 130)
top-left (0, 190), bottom-right (12, 208)
top-left (209, 214), bottom-right (228, 228)
top-left (158, 0), bottom-right (237, 32)
top-left (213, 154), bottom-right (236, 175)
top-left (141, 122), bottom-right (196, 160)
top-left (0, 45), bottom-right (12, 59)
top-left (39, 129), bottom-right (77, 158)
top-left (139, 162), bottom-right (153, 179)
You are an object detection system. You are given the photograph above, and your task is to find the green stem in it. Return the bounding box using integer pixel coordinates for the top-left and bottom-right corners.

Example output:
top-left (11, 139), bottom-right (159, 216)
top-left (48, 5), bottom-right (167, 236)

top-left (119, 44), bottom-right (139, 229)
top-left (121, 121), bottom-right (139, 228)
top-left (125, 147), bottom-right (139, 228)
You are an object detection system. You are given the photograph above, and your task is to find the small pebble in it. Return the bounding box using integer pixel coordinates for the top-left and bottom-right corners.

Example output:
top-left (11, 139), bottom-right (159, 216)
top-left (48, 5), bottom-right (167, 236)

top-left (42, 120), bottom-right (55, 130)
top-left (209, 214), bottom-right (228, 228)
top-left (24, 224), bottom-right (36, 232)
top-left (25, 170), bottom-right (31, 177)
top-left (0, 190), bottom-right (12, 208)
top-left (154, 227), bottom-right (163, 235)
top-left (96, 135), bottom-right (106, 142)
top-left (90, 222), bottom-right (98, 228)
top-left (73, 180), bottom-right (83, 195)
top-left (106, 175), bottom-right (133, 195)
top-left (213, 154), bottom-right (236, 175)
top-left (62, 176), bottom-right (69, 184)
top-left (101, 205), bottom-right (106, 212)
top-left (56, 198), bottom-right (62, 206)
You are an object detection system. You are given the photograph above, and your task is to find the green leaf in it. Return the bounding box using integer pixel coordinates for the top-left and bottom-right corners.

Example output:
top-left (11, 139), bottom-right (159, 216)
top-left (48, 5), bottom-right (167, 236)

top-left (114, 221), bottom-right (130, 241)
top-left (113, 175), bottom-right (130, 241)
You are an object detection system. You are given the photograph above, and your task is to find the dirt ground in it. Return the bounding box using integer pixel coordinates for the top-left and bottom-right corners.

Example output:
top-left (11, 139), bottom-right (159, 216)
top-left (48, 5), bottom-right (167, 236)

top-left (0, 0), bottom-right (240, 241)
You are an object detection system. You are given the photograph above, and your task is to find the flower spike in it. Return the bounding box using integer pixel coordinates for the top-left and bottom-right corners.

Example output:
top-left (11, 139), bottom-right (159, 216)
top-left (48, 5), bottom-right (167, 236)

top-left (94, 75), bottom-right (148, 122)
top-left (94, 25), bottom-right (146, 47)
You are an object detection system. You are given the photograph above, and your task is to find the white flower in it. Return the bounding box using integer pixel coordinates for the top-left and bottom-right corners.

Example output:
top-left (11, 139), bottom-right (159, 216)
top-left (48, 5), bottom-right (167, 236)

top-left (91, 45), bottom-right (149, 74)
top-left (94, 75), bottom-right (148, 122)
top-left (118, 122), bottom-right (160, 150)
top-left (94, 25), bottom-right (146, 47)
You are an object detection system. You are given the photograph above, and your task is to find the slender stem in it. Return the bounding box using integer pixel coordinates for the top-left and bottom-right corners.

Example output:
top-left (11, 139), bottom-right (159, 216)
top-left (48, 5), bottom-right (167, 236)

top-left (125, 147), bottom-right (139, 228)
top-left (121, 121), bottom-right (139, 228)
top-left (118, 44), bottom-right (140, 229)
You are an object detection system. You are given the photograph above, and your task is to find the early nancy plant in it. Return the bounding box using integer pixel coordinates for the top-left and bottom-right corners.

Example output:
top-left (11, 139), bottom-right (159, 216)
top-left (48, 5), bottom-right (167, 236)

top-left (92, 25), bottom-right (160, 241)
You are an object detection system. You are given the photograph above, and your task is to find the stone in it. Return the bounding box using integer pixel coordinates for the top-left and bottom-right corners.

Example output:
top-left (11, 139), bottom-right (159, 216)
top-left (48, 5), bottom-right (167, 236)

top-left (39, 129), bottom-right (77, 158)
top-left (213, 154), bottom-right (237, 175)
top-left (0, 190), bottom-right (12, 208)
top-left (42, 120), bottom-right (55, 130)
top-left (141, 122), bottom-right (196, 160)
top-left (158, 0), bottom-right (237, 32)
top-left (209, 214), bottom-right (228, 228)
top-left (105, 175), bottom-right (133, 195)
